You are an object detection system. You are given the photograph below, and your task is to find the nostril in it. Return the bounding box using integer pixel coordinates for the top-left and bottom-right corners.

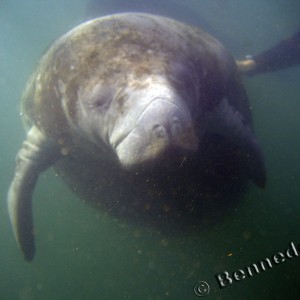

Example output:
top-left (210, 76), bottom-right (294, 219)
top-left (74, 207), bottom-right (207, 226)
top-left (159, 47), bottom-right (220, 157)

top-left (172, 117), bottom-right (182, 135)
top-left (153, 124), bottom-right (166, 138)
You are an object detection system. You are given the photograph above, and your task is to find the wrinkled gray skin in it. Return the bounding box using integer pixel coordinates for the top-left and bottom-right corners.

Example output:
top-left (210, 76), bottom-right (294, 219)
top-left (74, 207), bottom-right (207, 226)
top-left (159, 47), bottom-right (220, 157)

top-left (7, 13), bottom-right (266, 261)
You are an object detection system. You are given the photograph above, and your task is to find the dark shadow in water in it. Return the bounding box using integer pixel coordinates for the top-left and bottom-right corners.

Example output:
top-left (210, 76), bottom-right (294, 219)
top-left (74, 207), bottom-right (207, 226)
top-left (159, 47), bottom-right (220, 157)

top-left (57, 133), bottom-right (250, 237)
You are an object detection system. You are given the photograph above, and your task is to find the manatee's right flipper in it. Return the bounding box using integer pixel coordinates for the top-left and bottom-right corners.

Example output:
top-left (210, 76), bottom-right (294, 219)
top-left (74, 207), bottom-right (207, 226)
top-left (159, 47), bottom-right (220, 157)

top-left (8, 126), bottom-right (59, 261)
top-left (205, 98), bottom-right (266, 188)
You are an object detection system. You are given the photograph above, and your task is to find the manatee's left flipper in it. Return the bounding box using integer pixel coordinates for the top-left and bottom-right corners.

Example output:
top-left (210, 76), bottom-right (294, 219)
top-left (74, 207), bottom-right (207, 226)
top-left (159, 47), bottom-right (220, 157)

top-left (206, 98), bottom-right (266, 188)
top-left (8, 126), bottom-right (60, 261)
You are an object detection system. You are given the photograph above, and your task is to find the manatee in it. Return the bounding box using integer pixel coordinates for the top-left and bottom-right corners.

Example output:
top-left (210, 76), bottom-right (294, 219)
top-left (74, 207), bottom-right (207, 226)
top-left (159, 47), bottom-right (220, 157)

top-left (7, 13), bottom-right (266, 261)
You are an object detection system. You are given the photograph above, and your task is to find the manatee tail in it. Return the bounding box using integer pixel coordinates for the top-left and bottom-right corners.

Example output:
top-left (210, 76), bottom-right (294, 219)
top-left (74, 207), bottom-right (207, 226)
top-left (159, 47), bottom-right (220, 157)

top-left (205, 98), bottom-right (266, 188)
top-left (7, 126), bottom-right (59, 261)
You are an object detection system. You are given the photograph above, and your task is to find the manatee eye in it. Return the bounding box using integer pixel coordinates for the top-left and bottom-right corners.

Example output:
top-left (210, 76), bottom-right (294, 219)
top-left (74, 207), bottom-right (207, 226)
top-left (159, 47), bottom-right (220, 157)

top-left (87, 96), bottom-right (108, 112)
top-left (94, 97), bottom-right (108, 109)
top-left (87, 85), bottom-right (113, 111)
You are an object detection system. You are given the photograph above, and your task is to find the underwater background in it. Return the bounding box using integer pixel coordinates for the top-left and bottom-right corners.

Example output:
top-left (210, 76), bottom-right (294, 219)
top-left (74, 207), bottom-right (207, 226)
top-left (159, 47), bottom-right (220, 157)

top-left (1, 0), bottom-right (300, 299)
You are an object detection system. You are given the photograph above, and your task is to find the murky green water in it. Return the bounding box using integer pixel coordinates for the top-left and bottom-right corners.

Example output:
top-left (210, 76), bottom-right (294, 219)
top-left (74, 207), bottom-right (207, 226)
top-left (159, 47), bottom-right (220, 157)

top-left (1, 1), bottom-right (300, 299)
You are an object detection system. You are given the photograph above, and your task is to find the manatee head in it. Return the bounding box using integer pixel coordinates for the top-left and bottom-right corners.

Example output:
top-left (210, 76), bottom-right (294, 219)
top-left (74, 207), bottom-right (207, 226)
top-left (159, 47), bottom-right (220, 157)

top-left (77, 75), bottom-right (199, 169)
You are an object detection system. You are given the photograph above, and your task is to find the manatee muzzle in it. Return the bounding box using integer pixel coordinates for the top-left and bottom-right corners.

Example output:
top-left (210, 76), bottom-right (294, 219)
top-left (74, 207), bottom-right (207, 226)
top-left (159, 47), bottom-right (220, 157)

top-left (114, 98), bottom-right (198, 168)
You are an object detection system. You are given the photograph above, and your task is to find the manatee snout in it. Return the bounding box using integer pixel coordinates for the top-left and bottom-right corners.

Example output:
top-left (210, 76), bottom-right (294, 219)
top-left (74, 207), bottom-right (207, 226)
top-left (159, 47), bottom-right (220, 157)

top-left (115, 98), bottom-right (198, 168)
